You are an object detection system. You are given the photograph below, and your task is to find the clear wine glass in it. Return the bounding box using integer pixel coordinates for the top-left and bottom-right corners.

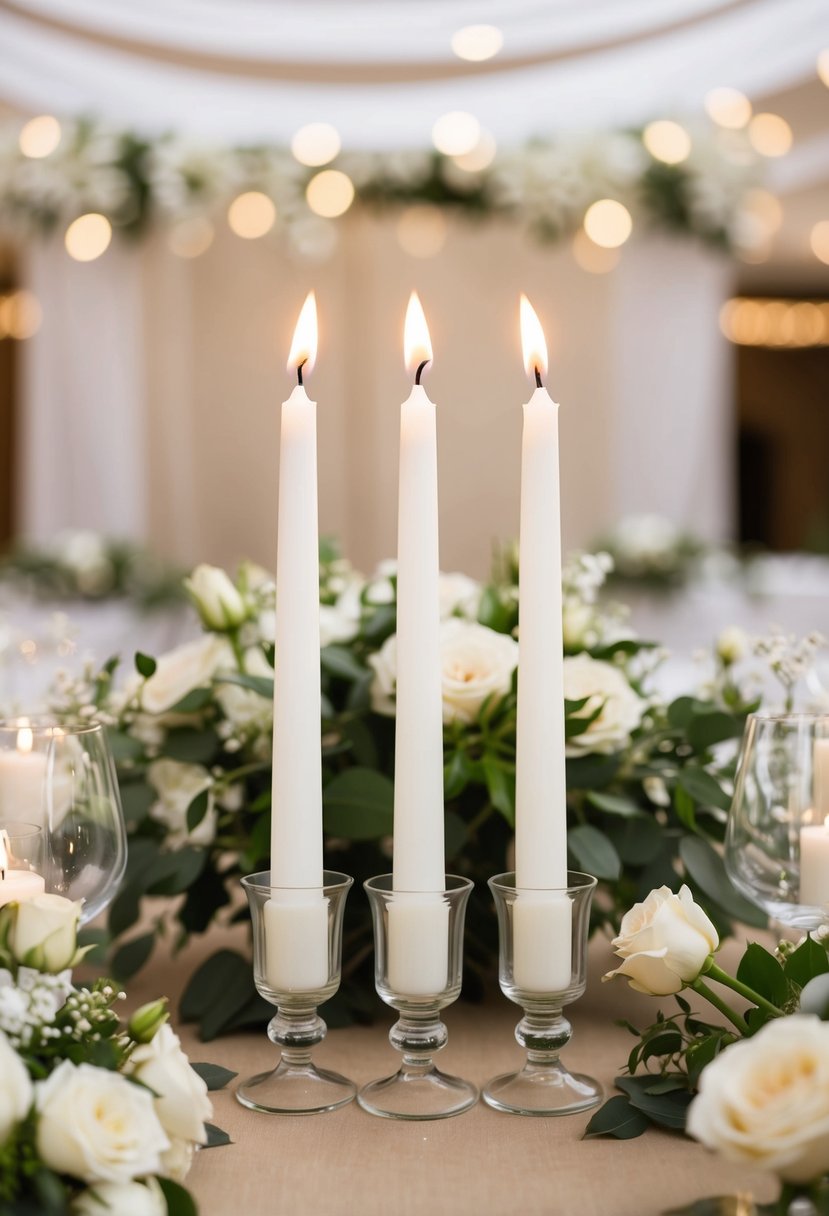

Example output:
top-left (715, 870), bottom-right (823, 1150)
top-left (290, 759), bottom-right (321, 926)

top-left (0, 716), bottom-right (127, 923)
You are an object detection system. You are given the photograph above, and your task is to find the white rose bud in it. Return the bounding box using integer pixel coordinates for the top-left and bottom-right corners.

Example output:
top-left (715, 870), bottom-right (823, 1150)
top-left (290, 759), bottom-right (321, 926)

top-left (603, 884), bottom-right (719, 995)
top-left (128, 1024), bottom-right (211, 1146)
top-left (688, 1015), bottom-right (829, 1184)
top-left (73, 1179), bottom-right (166, 1216)
top-left (35, 1060), bottom-right (169, 1184)
top-left (141, 634), bottom-right (234, 715)
top-left (716, 626), bottom-right (749, 667)
top-left (0, 1028), bottom-right (33, 1143)
top-left (185, 564), bottom-right (248, 631)
top-left (563, 654), bottom-right (645, 756)
top-left (9, 894), bottom-right (82, 973)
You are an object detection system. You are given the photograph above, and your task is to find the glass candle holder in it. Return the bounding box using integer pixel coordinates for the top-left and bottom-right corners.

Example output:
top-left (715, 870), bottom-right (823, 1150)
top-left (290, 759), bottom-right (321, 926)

top-left (358, 874), bottom-right (478, 1120)
top-left (725, 712), bottom-right (829, 929)
top-left (483, 871), bottom-right (602, 1117)
top-left (0, 822), bottom-right (45, 906)
top-left (0, 717), bottom-right (127, 922)
top-left (236, 870), bottom-right (356, 1115)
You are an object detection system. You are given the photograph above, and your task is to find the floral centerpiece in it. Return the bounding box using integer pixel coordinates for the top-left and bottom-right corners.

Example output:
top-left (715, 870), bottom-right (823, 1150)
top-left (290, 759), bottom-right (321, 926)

top-left (0, 891), bottom-right (230, 1216)
top-left (45, 542), bottom-right (775, 1038)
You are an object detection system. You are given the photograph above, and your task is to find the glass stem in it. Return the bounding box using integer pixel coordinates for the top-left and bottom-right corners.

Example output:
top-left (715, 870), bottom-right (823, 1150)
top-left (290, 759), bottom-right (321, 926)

top-left (691, 979), bottom-right (749, 1034)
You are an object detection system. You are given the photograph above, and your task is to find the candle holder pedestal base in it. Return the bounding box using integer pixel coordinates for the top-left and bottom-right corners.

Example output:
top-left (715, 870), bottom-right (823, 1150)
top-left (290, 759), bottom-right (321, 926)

top-left (483, 872), bottom-right (601, 1117)
top-left (358, 874), bottom-right (478, 1121)
top-left (236, 870), bottom-right (355, 1116)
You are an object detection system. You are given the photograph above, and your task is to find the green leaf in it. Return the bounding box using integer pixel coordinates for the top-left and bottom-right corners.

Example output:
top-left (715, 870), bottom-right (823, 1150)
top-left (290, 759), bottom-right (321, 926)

top-left (667, 696), bottom-right (696, 730)
top-left (736, 942), bottom-right (787, 1006)
top-left (686, 1030), bottom-right (731, 1085)
top-left (204, 1123), bottom-right (232, 1148)
top-left (169, 686), bottom-right (214, 713)
top-left (606, 816), bottom-right (665, 866)
top-left (616, 1075), bottom-right (692, 1130)
top-left (444, 811), bottom-right (467, 861)
top-left (135, 651), bottom-right (157, 679)
top-left (688, 711), bottom-right (742, 751)
top-left (444, 751), bottom-right (470, 800)
top-left (477, 585), bottom-right (513, 634)
top-left (568, 824), bottom-right (621, 881)
top-left (341, 717), bottom-right (379, 768)
top-left (677, 767), bottom-right (732, 813)
top-left (216, 672), bottom-right (273, 699)
top-left (186, 789), bottom-right (211, 833)
top-left (586, 791), bottom-right (643, 819)
top-left (179, 949), bottom-right (255, 1039)
top-left (158, 1177), bottom-right (198, 1216)
top-left (679, 837), bottom-right (767, 928)
top-left (641, 1030), bottom-right (683, 1063)
top-left (320, 645), bottom-right (367, 682)
top-left (482, 754), bottom-right (515, 825)
top-left (120, 780), bottom-right (155, 828)
top-left (566, 754), bottom-right (620, 791)
top-left (164, 728), bottom-right (220, 766)
top-left (584, 1095), bottom-right (650, 1140)
top-left (673, 783), bottom-right (697, 831)
top-left (323, 768), bottom-right (394, 840)
top-left (146, 848), bottom-right (208, 896)
top-left (785, 935), bottom-right (829, 988)
top-left (361, 604), bottom-right (396, 644)
top-left (191, 1062), bottom-right (238, 1091)
top-left (111, 932), bottom-right (155, 979)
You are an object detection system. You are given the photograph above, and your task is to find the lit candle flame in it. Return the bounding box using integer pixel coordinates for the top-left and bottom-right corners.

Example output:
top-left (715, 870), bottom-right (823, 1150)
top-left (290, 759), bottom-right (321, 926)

top-left (404, 291), bottom-right (433, 377)
top-left (519, 294), bottom-right (549, 381)
top-left (287, 291), bottom-right (318, 378)
top-left (17, 725), bottom-right (33, 755)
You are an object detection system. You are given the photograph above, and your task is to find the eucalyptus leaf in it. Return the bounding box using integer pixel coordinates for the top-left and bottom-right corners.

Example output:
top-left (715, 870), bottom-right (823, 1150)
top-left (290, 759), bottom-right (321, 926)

top-left (482, 754), bottom-right (515, 825)
top-left (568, 824), bottom-right (621, 881)
top-left (204, 1123), bottom-right (232, 1148)
top-left (679, 837), bottom-right (767, 928)
top-left (158, 1178), bottom-right (198, 1216)
top-left (191, 1063), bottom-right (239, 1091)
top-left (583, 1095), bottom-right (650, 1140)
top-left (677, 767), bottom-right (732, 813)
top-left (321, 645), bottom-right (367, 682)
top-left (111, 932), bottom-right (155, 980)
top-left (216, 672), bottom-right (274, 699)
top-left (586, 791), bottom-right (643, 819)
top-left (323, 767), bottom-right (394, 839)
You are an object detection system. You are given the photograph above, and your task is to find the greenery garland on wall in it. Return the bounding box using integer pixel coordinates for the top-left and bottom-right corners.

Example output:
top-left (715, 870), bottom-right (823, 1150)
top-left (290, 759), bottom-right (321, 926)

top-left (0, 116), bottom-right (762, 258)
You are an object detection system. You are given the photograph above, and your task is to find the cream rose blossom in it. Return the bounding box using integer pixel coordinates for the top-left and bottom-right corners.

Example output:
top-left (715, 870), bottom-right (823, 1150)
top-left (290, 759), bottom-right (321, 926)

top-left (0, 1028), bottom-right (33, 1142)
top-left (35, 1060), bottom-right (169, 1184)
top-left (128, 1024), bottom-right (211, 1147)
top-left (9, 894), bottom-right (82, 973)
top-left (73, 1179), bottom-right (167, 1216)
top-left (603, 885), bottom-right (719, 996)
top-left (140, 635), bottom-right (234, 715)
top-left (185, 564), bottom-right (247, 630)
top-left (147, 759), bottom-right (216, 848)
top-left (370, 620), bottom-right (518, 724)
top-left (563, 654), bottom-right (645, 756)
top-left (687, 1016), bottom-right (829, 1185)
top-left (438, 572), bottom-right (482, 620)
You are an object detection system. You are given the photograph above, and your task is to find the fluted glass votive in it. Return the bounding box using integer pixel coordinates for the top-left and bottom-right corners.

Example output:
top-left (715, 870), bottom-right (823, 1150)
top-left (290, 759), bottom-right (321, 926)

top-left (725, 712), bottom-right (829, 930)
top-left (236, 870), bottom-right (356, 1115)
top-left (483, 871), bottom-right (602, 1117)
top-left (0, 822), bottom-right (44, 905)
top-left (358, 874), bottom-right (478, 1120)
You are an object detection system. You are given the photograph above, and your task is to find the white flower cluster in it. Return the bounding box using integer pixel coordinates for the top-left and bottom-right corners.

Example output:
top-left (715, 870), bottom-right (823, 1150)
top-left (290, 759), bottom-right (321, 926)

top-left (754, 628), bottom-right (827, 703)
top-left (0, 966), bottom-right (74, 1048)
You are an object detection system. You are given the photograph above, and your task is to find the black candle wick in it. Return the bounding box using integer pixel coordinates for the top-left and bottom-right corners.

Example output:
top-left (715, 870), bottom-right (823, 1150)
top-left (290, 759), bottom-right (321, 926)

top-left (297, 357), bottom-right (308, 387)
top-left (534, 366), bottom-right (543, 389)
top-left (415, 359), bottom-right (429, 386)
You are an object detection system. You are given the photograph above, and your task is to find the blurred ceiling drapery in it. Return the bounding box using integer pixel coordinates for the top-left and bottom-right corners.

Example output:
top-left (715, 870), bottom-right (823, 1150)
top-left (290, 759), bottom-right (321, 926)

top-left (0, 0), bottom-right (825, 145)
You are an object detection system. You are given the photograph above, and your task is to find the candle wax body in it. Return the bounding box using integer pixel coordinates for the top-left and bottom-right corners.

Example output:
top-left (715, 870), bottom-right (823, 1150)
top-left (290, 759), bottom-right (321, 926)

top-left (514, 386), bottom-right (567, 891)
top-left (0, 869), bottom-right (46, 907)
top-left (800, 826), bottom-right (829, 906)
top-left (0, 751), bottom-right (47, 821)
top-left (263, 893), bottom-right (329, 993)
top-left (512, 894), bottom-right (572, 993)
top-left (387, 896), bottom-right (450, 997)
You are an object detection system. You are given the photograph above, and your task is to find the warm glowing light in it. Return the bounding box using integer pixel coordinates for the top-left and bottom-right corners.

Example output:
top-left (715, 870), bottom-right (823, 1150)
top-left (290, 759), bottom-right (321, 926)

top-left (748, 113), bottom-right (793, 157)
top-left (19, 115), bottom-right (61, 158)
top-left (291, 123), bottom-right (342, 167)
top-left (17, 725), bottom-right (33, 754)
top-left (305, 170), bottom-right (354, 218)
top-left (818, 50), bottom-right (829, 89)
top-left (519, 294), bottom-right (548, 380)
top-left (452, 130), bottom-right (497, 172)
top-left (704, 88), bottom-right (752, 129)
top-left (404, 292), bottom-right (433, 374)
top-left (0, 291), bottom-right (42, 340)
top-left (65, 213), bottom-right (112, 262)
top-left (572, 228), bottom-right (620, 274)
top-left (719, 297), bottom-right (829, 348)
top-left (450, 25), bottom-right (503, 62)
top-left (397, 206), bottom-right (447, 259)
top-left (169, 216), bottom-right (214, 258)
top-left (583, 199), bottom-right (632, 249)
top-left (227, 191), bottom-right (276, 239)
top-left (811, 221), bottom-right (829, 266)
top-left (432, 111), bottom-right (481, 157)
top-left (287, 291), bottom-right (318, 376)
top-left (642, 120), bottom-right (691, 164)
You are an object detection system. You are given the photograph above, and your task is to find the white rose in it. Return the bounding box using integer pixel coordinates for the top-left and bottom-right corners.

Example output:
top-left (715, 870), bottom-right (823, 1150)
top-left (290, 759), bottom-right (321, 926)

top-left (319, 604), bottom-right (359, 647)
top-left (128, 1024), bottom-right (211, 1146)
top-left (185, 564), bottom-right (247, 630)
top-left (159, 1136), bottom-right (195, 1182)
top-left (147, 759), bottom-right (216, 848)
top-left (562, 599), bottom-right (594, 650)
top-left (563, 654), bottom-right (645, 756)
top-left (438, 572), bottom-right (481, 620)
top-left (369, 620), bottom-right (518, 724)
top-left (73, 1179), bottom-right (166, 1216)
top-left (603, 884), bottom-right (719, 996)
top-left (0, 1028), bottom-right (32, 1143)
top-left (9, 894), bottom-right (82, 973)
top-left (215, 647), bottom-right (273, 736)
top-left (716, 626), bottom-right (749, 666)
top-left (141, 635), bottom-right (234, 715)
top-left (687, 1015), bottom-right (829, 1184)
top-left (35, 1060), bottom-right (169, 1184)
